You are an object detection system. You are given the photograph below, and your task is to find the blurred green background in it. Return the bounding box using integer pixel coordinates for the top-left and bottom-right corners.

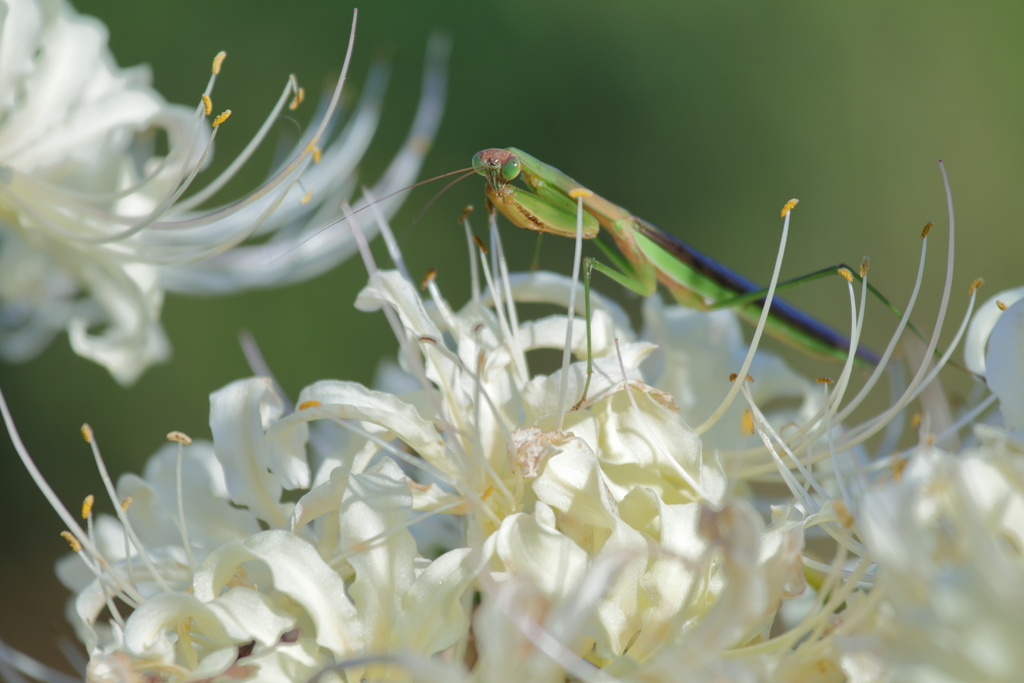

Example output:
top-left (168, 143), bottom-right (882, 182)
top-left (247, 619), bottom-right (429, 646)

top-left (3, 0), bottom-right (1024, 666)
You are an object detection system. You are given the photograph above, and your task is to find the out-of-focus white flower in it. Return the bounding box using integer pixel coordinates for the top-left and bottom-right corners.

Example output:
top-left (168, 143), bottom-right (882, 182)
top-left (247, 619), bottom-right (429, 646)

top-left (0, 0), bottom-right (448, 384)
top-left (860, 442), bottom-right (1024, 683)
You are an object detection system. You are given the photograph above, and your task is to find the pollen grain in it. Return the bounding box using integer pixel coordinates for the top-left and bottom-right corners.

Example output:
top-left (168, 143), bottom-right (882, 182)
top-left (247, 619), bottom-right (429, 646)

top-left (212, 110), bottom-right (232, 127)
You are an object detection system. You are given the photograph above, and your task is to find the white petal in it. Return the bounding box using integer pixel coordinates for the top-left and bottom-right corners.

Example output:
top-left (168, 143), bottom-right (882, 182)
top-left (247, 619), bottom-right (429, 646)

top-left (985, 297), bottom-right (1024, 431)
top-left (140, 440), bottom-right (261, 552)
top-left (521, 342), bottom-right (656, 425)
top-left (339, 458), bottom-right (417, 652)
top-left (531, 434), bottom-right (617, 529)
top-left (494, 503), bottom-right (588, 602)
top-left (392, 547), bottom-right (476, 653)
top-left (0, 0), bottom-right (42, 115)
top-left (206, 587), bottom-right (295, 646)
top-left (123, 592), bottom-right (233, 654)
top-left (209, 378), bottom-right (295, 528)
top-left (291, 465), bottom-right (348, 533)
top-left (277, 379), bottom-right (450, 476)
top-left (965, 286), bottom-right (1024, 376)
top-left (67, 260), bottom-right (170, 386)
top-left (193, 531), bottom-right (361, 656)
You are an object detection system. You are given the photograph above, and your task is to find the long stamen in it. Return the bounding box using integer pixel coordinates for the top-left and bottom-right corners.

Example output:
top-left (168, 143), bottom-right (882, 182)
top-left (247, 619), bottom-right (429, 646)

top-left (82, 425), bottom-right (173, 592)
top-left (81, 496), bottom-right (127, 625)
top-left (416, 338), bottom-right (518, 511)
top-left (0, 637), bottom-right (82, 683)
top-left (741, 384), bottom-right (824, 510)
top-left (462, 208), bottom-right (481, 306)
top-left (475, 230), bottom-right (527, 384)
top-left (821, 380), bottom-right (852, 510)
top-left (833, 163), bottom-right (958, 450)
top-left (555, 192), bottom-right (588, 431)
top-left (697, 199), bottom-right (797, 435)
top-left (0, 387), bottom-right (145, 604)
top-left (824, 268), bottom-right (865, 420)
top-left (363, 187), bottom-right (413, 284)
top-left (168, 431), bottom-right (197, 571)
top-left (490, 210), bottom-right (528, 377)
top-left (173, 77), bottom-right (301, 213)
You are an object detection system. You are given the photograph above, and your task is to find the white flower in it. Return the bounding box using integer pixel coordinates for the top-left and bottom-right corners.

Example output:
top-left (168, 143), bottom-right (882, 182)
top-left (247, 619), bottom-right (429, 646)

top-left (0, 205), bottom-right (841, 680)
top-left (860, 442), bottom-right (1024, 683)
top-left (0, 0), bottom-right (447, 384)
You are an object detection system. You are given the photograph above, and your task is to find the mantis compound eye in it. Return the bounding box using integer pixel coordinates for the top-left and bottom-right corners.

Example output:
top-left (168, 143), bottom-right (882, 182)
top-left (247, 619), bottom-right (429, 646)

top-left (471, 151), bottom-right (488, 176)
top-left (501, 156), bottom-right (521, 182)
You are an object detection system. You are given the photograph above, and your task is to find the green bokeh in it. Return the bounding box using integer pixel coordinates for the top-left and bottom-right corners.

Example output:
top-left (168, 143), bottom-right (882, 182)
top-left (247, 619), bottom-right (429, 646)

top-left (3, 0), bottom-right (1023, 664)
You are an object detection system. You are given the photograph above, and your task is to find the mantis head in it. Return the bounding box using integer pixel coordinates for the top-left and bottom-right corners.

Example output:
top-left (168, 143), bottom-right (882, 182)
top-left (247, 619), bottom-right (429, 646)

top-left (472, 148), bottom-right (522, 188)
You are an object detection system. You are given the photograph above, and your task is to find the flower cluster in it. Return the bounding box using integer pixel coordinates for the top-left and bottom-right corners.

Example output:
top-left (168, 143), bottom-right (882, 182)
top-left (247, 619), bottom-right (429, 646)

top-left (0, 0), bottom-right (447, 384)
top-left (4, 178), bottom-right (1020, 683)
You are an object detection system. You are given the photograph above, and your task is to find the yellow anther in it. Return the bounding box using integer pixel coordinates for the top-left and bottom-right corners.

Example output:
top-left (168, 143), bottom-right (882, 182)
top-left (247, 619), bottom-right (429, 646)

top-left (728, 373), bottom-right (755, 383)
top-left (968, 278), bottom-right (984, 296)
top-left (816, 377), bottom-right (834, 384)
top-left (838, 267), bottom-right (854, 283)
top-left (473, 235), bottom-right (488, 255)
top-left (859, 257), bottom-right (870, 278)
top-left (212, 51), bottom-right (227, 75)
top-left (997, 300), bottom-right (1008, 311)
top-left (120, 497), bottom-right (133, 512)
top-left (911, 413), bottom-right (922, 431)
top-left (781, 198), bottom-right (799, 217)
top-left (481, 486), bottom-right (494, 500)
top-left (921, 221), bottom-right (933, 238)
top-left (421, 268), bottom-right (438, 291)
top-left (289, 86), bottom-right (305, 111)
top-left (167, 431), bottom-right (192, 445)
top-left (212, 110), bottom-right (232, 127)
top-left (312, 147), bottom-right (322, 164)
top-left (201, 94), bottom-right (212, 116)
top-left (410, 134), bottom-right (432, 155)
top-left (81, 494), bottom-right (95, 520)
top-left (834, 500), bottom-right (855, 528)
top-left (60, 531), bottom-right (82, 553)
top-left (740, 409), bottom-right (755, 437)
top-left (300, 190), bottom-right (313, 205)
top-left (568, 188), bottom-right (593, 199)
top-left (926, 433), bottom-right (936, 447)
top-left (891, 457), bottom-right (908, 482)
top-left (298, 400), bottom-right (321, 410)
top-left (80, 424), bottom-right (93, 443)
top-left (459, 205), bottom-right (474, 223)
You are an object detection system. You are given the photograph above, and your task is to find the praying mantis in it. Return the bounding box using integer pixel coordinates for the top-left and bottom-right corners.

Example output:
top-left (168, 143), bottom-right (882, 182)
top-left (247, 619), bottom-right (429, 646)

top-left (472, 147), bottom-right (884, 369)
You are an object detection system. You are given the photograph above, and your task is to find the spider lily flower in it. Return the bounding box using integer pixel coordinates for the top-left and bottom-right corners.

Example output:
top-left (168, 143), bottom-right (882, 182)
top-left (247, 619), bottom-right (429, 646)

top-left (0, 207), bottom-right (832, 681)
top-left (1, 166), bottom-right (1019, 681)
top-left (0, 0), bottom-right (448, 385)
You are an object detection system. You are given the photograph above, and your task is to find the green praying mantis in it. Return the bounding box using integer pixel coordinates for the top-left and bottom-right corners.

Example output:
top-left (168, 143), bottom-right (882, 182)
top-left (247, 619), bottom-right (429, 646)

top-left (472, 147), bottom-right (884, 376)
